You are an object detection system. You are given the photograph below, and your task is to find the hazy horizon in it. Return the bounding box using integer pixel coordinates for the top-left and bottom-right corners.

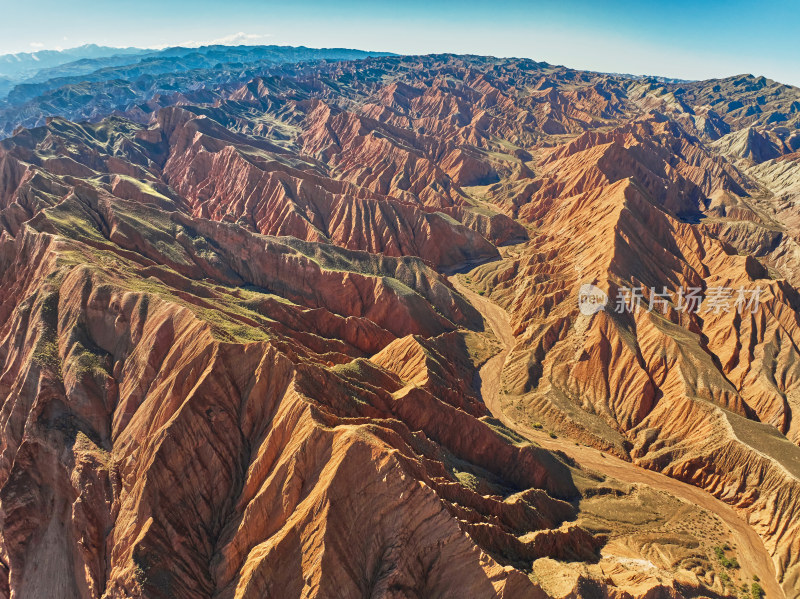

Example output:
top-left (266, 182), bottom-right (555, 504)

top-left (1, 0), bottom-right (798, 87)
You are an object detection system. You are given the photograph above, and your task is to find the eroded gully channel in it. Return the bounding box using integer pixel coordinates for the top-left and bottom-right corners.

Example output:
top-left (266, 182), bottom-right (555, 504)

top-left (448, 274), bottom-right (784, 599)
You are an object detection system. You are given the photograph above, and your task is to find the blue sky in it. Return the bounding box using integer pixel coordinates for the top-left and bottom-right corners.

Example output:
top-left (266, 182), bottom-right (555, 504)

top-left (2, 0), bottom-right (798, 86)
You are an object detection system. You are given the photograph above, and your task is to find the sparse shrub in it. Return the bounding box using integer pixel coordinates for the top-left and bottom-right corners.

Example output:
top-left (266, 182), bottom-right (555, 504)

top-left (532, 422), bottom-right (543, 429)
top-left (751, 582), bottom-right (764, 599)
top-left (549, 432), bottom-right (557, 439)
top-left (713, 545), bottom-right (738, 568)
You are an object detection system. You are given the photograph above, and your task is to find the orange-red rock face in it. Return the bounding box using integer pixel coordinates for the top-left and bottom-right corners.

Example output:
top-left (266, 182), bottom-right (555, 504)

top-left (0, 54), bottom-right (799, 599)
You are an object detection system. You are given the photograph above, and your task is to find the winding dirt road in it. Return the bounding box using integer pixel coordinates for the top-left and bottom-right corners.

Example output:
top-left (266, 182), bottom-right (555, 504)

top-left (449, 274), bottom-right (785, 599)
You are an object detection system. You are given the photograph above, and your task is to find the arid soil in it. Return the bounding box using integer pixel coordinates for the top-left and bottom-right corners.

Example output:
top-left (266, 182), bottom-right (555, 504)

top-left (452, 270), bottom-right (785, 599)
top-left (1, 54), bottom-right (799, 598)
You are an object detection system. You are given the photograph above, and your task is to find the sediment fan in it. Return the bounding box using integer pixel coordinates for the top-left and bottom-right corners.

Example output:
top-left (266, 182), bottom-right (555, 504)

top-left (0, 52), bottom-right (799, 599)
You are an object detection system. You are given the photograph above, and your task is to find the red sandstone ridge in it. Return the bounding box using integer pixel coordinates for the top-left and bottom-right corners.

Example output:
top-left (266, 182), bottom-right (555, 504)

top-left (0, 53), bottom-right (799, 599)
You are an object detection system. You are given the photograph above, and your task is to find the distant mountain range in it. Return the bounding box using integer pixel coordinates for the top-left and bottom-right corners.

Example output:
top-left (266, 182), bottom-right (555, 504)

top-left (0, 44), bottom-right (149, 95)
top-left (609, 72), bottom-right (693, 84)
top-left (0, 44), bottom-right (147, 78)
top-left (0, 44), bottom-right (392, 137)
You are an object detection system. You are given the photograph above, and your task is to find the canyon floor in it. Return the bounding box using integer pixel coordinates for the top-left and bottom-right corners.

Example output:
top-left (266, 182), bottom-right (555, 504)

top-left (452, 267), bottom-right (785, 599)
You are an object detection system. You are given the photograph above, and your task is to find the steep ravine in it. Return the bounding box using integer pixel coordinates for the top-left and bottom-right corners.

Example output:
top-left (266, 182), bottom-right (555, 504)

top-left (449, 272), bottom-right (786, 599)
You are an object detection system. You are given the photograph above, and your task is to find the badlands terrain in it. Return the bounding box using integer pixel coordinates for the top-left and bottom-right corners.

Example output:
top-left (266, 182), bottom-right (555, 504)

top-left (0, 50), bottom-right (800, 598)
